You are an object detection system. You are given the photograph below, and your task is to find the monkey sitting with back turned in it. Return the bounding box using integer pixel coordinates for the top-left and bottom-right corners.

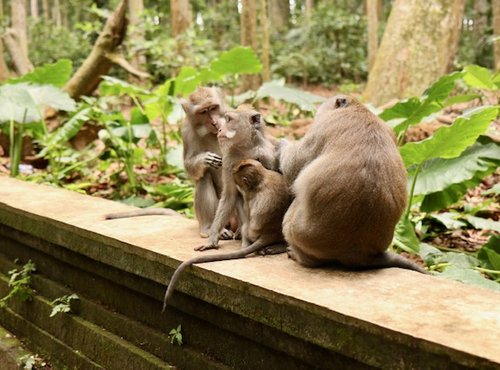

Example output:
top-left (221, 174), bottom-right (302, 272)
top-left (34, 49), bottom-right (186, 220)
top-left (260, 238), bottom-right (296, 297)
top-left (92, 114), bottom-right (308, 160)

top-left (280, 95), bottom-right (426, 273)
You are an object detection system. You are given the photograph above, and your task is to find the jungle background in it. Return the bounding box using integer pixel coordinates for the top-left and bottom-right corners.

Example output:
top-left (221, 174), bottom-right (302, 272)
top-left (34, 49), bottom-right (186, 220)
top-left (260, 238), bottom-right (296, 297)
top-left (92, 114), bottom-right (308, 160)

top-left (0, 0), bottom-right (499, 290)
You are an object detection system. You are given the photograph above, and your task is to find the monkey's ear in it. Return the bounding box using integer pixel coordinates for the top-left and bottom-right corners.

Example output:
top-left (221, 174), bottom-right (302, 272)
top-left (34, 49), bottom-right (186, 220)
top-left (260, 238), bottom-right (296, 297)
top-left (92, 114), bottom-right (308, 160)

top-left (334, 97), bottom-right (348, 109)
top-left (250, 113), bottom-right (261, 129)
top-left (180, 99), bottom-right (190, 114)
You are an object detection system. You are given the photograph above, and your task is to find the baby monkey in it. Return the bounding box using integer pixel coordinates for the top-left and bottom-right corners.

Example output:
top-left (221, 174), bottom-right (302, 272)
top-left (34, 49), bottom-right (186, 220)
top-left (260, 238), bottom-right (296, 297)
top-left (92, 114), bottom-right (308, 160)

top-left (162, 159), bottom-right (291, 310)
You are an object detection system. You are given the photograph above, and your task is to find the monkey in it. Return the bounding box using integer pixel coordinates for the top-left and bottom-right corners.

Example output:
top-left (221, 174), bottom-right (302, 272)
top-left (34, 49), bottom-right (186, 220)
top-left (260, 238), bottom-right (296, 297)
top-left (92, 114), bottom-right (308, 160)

top-left (196, 105), bottom-right (280, 252)
top-left (280, 95), bottom-right (427, 274)
top-left (104, 86), bottom-right (234, 239)
top-left (162, 159), bottom-right (291, 310)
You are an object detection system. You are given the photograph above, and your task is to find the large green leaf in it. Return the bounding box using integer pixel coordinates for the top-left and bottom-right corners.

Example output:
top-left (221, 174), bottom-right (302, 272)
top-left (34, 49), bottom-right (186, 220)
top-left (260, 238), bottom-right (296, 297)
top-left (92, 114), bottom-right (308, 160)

top-left (478, 235), bottom-right (500, 271)
top-left (400, 106), bottom-right (499, 167)
top-left (0, 83), bottom-right (76, 123)
top-left (210, 46), bottom-right (262, 75)
top-left (464, 216), bottom-right (500, 233)
top-left (174, 66), bottom-right (201, 96)
top-left (439, 266), bottom-right (500, 291)
top-left (463, 65), bottom-right (499, 90)
top-left (99, 76), bottom-right (150, 97)
top-left (255, 79), bottom-right (325, 111)
top-left (409, 138), bottom-right (500, 196)
top-left (38, 108), bottom-right (92, 157)
top-left (392, 217), bottom-right (420, 254)
top-left (8, 59), bottom-right (73, 87)
top-left (427, 212), bottom-right (467, 230)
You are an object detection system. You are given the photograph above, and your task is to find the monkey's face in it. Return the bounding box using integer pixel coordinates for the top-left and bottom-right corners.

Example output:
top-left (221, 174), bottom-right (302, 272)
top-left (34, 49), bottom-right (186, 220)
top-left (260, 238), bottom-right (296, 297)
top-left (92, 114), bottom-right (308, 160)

top-left (233, 159), bottom-right (264, 192)
top-left (217, 110), bottom-right (261, 147)
top-left (196, 104), bottom-right (224, 134)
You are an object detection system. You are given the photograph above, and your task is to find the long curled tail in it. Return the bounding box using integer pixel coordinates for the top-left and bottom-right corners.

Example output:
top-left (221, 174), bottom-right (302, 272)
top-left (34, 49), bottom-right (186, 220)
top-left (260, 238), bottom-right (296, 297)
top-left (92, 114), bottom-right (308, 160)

top-left (162, 241), bottom-right (266, 312)
top-left (104, 209), bottom-right (176, 220)
top-left (364, 251), bottom-right (428, 274)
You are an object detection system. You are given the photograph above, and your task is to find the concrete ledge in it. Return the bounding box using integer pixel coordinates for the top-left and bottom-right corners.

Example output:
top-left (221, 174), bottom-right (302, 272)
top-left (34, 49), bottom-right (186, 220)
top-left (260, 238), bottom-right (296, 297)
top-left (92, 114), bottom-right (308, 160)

top-left (0, 176), bottom-right (499, 369)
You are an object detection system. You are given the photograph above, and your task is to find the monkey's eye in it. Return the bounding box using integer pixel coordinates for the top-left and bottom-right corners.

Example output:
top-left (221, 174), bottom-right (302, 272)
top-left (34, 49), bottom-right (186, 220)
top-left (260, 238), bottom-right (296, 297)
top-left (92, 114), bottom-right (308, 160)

top-left (199, 108), bottom-right (208, 114)
top-left (334, 97), bottom-right (348, 109)
top-left (209, 105), bottom-right (217, 111)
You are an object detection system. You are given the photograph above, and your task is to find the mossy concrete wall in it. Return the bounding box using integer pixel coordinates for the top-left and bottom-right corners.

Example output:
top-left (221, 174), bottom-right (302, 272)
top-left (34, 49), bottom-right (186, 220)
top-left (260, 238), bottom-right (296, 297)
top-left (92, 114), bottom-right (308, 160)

top-left (0, 176), bottom-right (499, 369)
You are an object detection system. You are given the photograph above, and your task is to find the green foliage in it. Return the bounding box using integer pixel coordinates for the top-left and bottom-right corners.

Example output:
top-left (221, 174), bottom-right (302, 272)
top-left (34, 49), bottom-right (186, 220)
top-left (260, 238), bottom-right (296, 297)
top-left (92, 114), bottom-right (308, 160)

top-left (0, 260), bottom-right (36, 308)
top-left (255, 80), bottom-right (325, 112)
top-left (273, 3), bottom-right (367, 85)
top-left (478, 236), bottom-right (500, 271)
top-left (8, 59), bottom-right (73, 87)
top-left (50, 294), bottom-right (79, 317)
top-left (211, 46), bottom-right (262, 75)
top-left (463, 65), bottom-right (500, 90)
top-left (168, 325), bottom-right (183, 346)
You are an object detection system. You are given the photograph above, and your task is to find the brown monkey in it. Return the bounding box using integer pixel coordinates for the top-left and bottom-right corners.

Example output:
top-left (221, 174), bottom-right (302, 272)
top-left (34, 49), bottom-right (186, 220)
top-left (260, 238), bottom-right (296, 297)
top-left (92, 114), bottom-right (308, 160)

top-left (196, 105), bottom-right (280, 251)
top-left (162, 159), bottom-right (291, 310)
top-left (281, 95), bottom-right (426, 273)
top-left (105, 87), bottom-right (234, 239)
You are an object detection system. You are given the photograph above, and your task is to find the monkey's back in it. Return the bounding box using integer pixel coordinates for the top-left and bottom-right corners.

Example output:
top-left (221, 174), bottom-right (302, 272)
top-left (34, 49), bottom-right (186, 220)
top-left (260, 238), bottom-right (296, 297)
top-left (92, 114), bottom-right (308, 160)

top-left (284, 102), bottom-right (407, 265)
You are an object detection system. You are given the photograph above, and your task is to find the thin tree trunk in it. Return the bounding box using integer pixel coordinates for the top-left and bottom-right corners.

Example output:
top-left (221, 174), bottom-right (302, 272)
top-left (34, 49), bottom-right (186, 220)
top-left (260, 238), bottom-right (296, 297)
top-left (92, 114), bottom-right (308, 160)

top-left (53, 0), bottom-right (62, 27)
top-left (305, 0), bottom-right (313, 19)
top-left (241, 0), bottom-right (258, 89)
top-left (30, 0), bottom-right (39, 19)
top-left (11, 0), bottom-right (29, 60)
top-left (0, 40), bottom-right (10, 82)
top-left (366, 0), bottom-right (380, 71)
top-left (268, 0), bottom-right (289, 32)
top-left (492, 0), bottom-right (500, 71)
top-left (64, 0), bottom-right (128, 99)
top-left (2, 30), bottom-right (34, 75)
top-left (363, 0), bottom-right (465, 106)
top-left (171, 0), bottom-right (192, 37)
top-left (42, 0), bottom-right (50, 20)
top-left (260, 0), bottom-right (270, 81)
top-left (128, 0), bottom-right (147, 82)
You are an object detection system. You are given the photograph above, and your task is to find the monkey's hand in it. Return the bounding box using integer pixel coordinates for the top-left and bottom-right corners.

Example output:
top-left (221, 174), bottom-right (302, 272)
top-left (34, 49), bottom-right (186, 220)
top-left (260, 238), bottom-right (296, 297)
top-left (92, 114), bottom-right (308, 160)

top-left (194, 243), bottom-right (219, 251)
top-left (203, 152), bottom-right (222, 169)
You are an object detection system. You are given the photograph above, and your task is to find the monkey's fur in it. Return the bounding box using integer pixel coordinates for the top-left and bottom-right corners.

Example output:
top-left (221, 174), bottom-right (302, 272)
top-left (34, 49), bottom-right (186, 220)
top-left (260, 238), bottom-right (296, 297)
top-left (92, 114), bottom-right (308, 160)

top-left (196, 105), bottom-right (280, 251)
top-left (162, 159), bottom-right (290, 309)
top-left (105, 87), bottom-right (233, 239)
top-left (281, 95), bottom-right (426, 273)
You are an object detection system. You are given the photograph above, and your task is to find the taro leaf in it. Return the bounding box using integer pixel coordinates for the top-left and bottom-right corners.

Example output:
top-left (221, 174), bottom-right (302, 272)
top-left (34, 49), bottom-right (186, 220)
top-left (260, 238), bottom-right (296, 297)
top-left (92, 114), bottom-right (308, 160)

top-left (256, 79), bottom-right (325, 111)
top-left (8, 59), bottom-right (73, 87)
top-left (197, 67), bottom-right (222, 83)
top-left (174, 66), bottom-right (201, 96)
top-left (440, 252), bottom-right (480, 268)
top-left (478, 235), bottom-right (500, 270)
top-left (0, 83), bottom-right (76, 123)
top-left (121, 196), bottom-right (156, 208)
top-left (464, 215), bottom-right (500, 233)
top-left (418, 243), bottom-right (443, 266)
top-left (439, 266), bottom-right (500, 291)
top-left (393, 217), bottom-right (420, 253)
top-left (463, 65), bottom-right (498, 90)
top-left (166, 144), bottom-right (185, 170)
top-left (210, 46), bottom-right (262, 75)
top-left (409, 138), bottom-right (500, 196)
top-left (38, 108), bottom-right (92, 157)
top-left (444, 94), bottom-right (481, 106)
top-left (380, 72), bottom-right (463, 134)
top-left (99, 76), bottom-right (149, 97)
top-left (130, 107), bottom-right (149, 125)
top-left (427, 212), bottom-right (467, 230)
top-left (400, 106), bottom-right (499, 167)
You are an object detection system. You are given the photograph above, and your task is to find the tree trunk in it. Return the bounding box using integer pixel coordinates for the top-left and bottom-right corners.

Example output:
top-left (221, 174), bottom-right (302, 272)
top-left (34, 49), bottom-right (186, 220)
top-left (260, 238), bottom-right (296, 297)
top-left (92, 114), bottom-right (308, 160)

top-left (53, 0), bottom-right (62, 27)
top-left (366, 0), bottom-right (380, 71)
top-left (268, 0), bottom-right (289, 32)
top-left (128, 0), bottom-right (147, 81)
top-left (0, 0), bottom-right (3, 18)
top-left (64, 0), bottom-right (128, 99)
top-left (494, 0), bottom-right (500, 71)
top-left (42, 0), bottom-right (50, 20)
top-left (241, 0), bottom-right (259, 89)
top-left (11, 0), bottom-right (29, 60)
top-left (363, 0), bottom-right (465, 106)
top-left (171, 0), bottom-right (192, 37)
top-left (2, 30), bottom-right (34, 75)
top-left (30, 0), bottom-right (39, 19)
top-left (260, 0), bottom-right (270, 81)
top-left (305, 0), bottom-right (313, 19)
top-left (0, 40), bottom-right (10, 82)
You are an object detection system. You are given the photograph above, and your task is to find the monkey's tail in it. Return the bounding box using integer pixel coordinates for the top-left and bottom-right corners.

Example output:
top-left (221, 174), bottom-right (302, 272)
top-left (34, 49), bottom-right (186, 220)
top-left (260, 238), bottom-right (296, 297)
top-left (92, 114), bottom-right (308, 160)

top-left (162, 242), bottom-right (265, 312)
top-left (104, 209), bottom-right (176, 220)
top-left (364, 251), bottom-right (428, 274)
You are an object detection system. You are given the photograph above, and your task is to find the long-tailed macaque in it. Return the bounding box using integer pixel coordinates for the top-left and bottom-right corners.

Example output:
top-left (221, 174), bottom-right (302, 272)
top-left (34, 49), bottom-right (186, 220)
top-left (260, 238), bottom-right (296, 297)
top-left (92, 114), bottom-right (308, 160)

top-left (105, 87), bottom-right (233, 239)
top-left (162, 159), bottom-right (291, 310)
top-left (280, 95), bottom-right (426, 273)
top-left (196, 106), bottom-right (280, 251)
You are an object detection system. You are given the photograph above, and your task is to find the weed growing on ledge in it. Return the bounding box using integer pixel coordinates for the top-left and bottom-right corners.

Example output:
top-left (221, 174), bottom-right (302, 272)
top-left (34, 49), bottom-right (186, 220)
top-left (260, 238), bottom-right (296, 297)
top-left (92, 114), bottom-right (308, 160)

top-left (50, 294), bottom-right (80, 317)
top-left (168, 324), bottom-right (183, 346)
top-left (0, 260), bottom-right (36, 308)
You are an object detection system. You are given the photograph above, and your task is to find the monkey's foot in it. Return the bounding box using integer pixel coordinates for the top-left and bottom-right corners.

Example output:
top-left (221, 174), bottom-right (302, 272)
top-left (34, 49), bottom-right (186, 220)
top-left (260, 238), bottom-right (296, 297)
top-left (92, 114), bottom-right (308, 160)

top-left (233, 228), bottom-right (242, 240)
top-left (194, 244), bottom-right (219, 251)
top-left (258, 244), bottom-right (287, 256)
top-left (199, 231), bottom-right (209, 238)
top-left (219, 228), bottom-right (234, 240)
top-left (286, 246), bottom-right (299, 261)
